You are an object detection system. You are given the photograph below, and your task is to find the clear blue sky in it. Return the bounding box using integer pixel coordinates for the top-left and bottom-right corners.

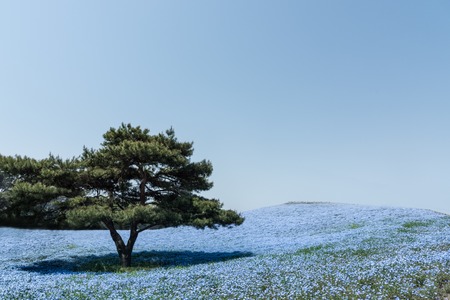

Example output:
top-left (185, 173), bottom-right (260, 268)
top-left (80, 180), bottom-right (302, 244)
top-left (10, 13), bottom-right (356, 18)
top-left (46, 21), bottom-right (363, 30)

top-left (1, 1), bottom-right (449, 213)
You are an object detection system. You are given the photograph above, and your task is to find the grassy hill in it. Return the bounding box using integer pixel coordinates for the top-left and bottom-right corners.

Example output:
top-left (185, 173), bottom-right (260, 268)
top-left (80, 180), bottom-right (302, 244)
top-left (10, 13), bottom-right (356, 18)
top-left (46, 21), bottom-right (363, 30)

top-left (1, 202), bottom-right (450, 299)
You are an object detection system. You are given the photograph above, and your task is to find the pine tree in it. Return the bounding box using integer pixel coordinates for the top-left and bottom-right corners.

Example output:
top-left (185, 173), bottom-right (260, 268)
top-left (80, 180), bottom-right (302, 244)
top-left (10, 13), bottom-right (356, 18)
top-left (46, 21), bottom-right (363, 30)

top-left (0, 124), bottom-right (243, 267)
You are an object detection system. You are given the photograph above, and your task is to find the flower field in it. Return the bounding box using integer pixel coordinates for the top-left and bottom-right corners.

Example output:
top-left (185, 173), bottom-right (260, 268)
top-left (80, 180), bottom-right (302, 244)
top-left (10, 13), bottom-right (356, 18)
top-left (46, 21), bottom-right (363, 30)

top-left (1, 202), bottom-right (450, 299)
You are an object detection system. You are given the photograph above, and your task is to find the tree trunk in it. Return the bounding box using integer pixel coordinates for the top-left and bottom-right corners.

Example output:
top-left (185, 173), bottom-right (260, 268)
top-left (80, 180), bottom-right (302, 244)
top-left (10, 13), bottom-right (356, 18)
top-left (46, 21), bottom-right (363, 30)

top-left (123, 224), bottom-right (139, 268)
top-left (139, 176), bottom-right (147, 205)
top-left (120, 250), bottom-right (132, 268)
top-left (103, 219), bottom-right (139, 268)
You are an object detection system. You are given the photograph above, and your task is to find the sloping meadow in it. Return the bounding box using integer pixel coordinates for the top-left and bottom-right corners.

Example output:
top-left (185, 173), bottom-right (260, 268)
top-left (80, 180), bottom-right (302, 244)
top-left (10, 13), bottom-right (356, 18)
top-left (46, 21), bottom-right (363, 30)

top-left (1, 203), bottom-right (450, 299)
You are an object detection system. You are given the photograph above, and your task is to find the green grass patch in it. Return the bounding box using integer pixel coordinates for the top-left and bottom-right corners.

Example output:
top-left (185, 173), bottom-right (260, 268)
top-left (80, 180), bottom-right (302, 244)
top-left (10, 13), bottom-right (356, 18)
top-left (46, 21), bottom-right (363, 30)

top-left (437, 271), bottom-right (450, 296)
top-left (75, 257), bottom-right (162, 273)
top-left (398, 220), bottom-right (435, 233)
top-left (294, 245), bottom-right (326, 255)
top-left (66, 244), bottom-right (78, 249)
top-left (402, 220), bottom-right (433, 229)
top-left (351, 248), bottom-right (377, 258)
top-left (349, 223), bottom-right (364, 229)
top-left (77, 261), bottom-right (161, 273)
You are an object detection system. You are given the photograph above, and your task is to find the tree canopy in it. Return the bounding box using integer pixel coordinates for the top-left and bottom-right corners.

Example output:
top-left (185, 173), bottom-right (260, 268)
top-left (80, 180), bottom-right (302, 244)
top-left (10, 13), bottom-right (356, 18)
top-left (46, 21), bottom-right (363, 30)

top-left (0, 155), bottom-right (80, 228)
top-left (0, 124), bottom-right (243, 267)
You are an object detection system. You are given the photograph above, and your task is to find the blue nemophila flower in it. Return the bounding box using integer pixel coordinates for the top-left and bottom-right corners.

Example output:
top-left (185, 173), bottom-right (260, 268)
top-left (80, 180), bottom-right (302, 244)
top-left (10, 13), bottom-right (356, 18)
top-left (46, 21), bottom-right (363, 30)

top-left (1, 203), bottom-right (450, 299)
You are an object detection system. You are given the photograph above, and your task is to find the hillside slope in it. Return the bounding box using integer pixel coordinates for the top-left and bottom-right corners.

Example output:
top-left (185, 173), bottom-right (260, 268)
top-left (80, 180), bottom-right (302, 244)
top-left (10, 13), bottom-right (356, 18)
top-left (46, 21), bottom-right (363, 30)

top-left (1, 202), bottom-right (450, 299)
